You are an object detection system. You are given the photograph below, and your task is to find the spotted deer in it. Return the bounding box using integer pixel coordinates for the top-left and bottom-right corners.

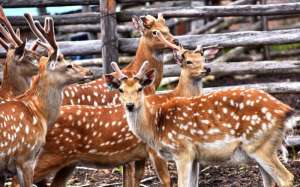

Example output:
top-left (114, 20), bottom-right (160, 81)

top-left (19, 41), bottom-right (220, 187)
top-left (61, 14), bottom-right (178, 106)
top-left (106, 61), bottom-right (296, 187)
top-left (41, 13), bottom-right (177, 186)
top-left (0, 6), bottom-right (41, 99)
top-left (0, 36), bottom-right (93, 187)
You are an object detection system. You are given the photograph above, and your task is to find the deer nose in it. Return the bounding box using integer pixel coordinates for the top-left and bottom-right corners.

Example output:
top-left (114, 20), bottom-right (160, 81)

top-left (173, 39), bottom-right (180, 46)
top-left (204, 67), bottom-right (211, 73)
top-left (126, 103), bottom-right (135, 112)
top-left (204, 67), bottom-right (211, 75)
top-left (86, 70), bottom-right (94, 76)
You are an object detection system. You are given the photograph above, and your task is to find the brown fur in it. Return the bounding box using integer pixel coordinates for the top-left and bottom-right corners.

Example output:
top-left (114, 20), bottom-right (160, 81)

top-left (27, 47), bottom-right (211, 187)
top-left (114, 68), bottom-right (295, 187)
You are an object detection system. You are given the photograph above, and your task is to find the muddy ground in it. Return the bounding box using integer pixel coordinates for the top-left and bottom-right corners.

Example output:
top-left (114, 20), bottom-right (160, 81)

top-left (68, 159), bottom-right (300, 187)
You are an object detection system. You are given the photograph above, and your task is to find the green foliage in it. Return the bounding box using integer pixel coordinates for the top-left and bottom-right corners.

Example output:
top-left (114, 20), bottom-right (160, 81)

top-left (157, 85), bottom-right (168, 91)
top-left (112, 165), bottom-right (123, 174)
top-left (270, 43), bottom-right (300, 52)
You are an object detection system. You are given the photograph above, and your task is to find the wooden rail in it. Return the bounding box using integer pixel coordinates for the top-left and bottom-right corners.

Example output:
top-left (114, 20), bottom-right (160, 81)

top-left (1, 28), bottom-right (300, 57)
top-left (7, 3), bottom-right (300, 26)
top-left (1, 0), bottom-right (182, 7)
top-left (118, 3), bottom-right (300, 21)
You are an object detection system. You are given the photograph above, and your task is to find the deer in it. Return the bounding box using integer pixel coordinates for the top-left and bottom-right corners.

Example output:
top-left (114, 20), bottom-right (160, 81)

top-left (38, 13), bottom-right (177, 186)
top-left (0, 30), bottom-right (93, 187)
top-left (61, 14), bottom-right (178, 107)
top-left (106, 61), bottom-right (296, 187)
top-left (16, 36), bottom-right (220, 187)
top-left (0, 6), bottom-right (41, 99)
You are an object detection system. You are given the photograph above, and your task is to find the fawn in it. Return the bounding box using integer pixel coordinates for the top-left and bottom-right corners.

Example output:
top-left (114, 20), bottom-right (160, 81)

top-left (0, 32), bottom-right (93, 187)
top-left (0, 6), bottom-right (41, 98)
top-left (22, 40), bottom-right (220, 187)
top-left (106, 61), bottom-right (296, 187)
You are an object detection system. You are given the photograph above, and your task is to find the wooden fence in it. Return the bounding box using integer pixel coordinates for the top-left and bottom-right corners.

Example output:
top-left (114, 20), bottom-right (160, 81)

top-left (2, 0), bottom-right (300, 98)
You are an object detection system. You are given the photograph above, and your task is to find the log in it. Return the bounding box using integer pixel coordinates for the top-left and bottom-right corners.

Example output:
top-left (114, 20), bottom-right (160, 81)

top-left (8, 13), bottom-right (101, 26)
top-left (8, 3), bottom-right (300, 26)
top-left (100, 0), bottom-right (118, 73)
top-left (163, 61), bottom-right (300, 77)
top-left (187, 0), bottom-right (256, 35)
top-left (68, 60), bottom-right (300, 78)
top-left (203, 82), bottom-right (300, 94)
top-left (158, 82), bottom-right (300, 94)
top-left (118, 3), bottom-right (300, 21)
top-left (285, 136), bottom-right (300, 146)
top-left (1, 0), bottom-right (99, 7)
top-left (2, 29), bottom-right (300, 57)
top-left (71, 56), bottom-right (134, 66)
top-left (58, 24), bottom-right (132, 34)
top-left (1, 0), bottom-right (183, 7)
top-left (120, 29), bottom-right (300, 53)
top-left (176, 29), bottom-right (300, 49)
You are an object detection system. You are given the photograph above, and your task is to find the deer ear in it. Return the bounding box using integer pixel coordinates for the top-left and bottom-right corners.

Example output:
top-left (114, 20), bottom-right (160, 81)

top-left (139, 69), bottom-right (156, 87)
top-left (39, 56), bottom-right (50, 73)
top-left (203, 47), bottom-right (220, 61)
top-left (104, 74), bottom-right (121, 90)
top-left (157, 13), bottom-right (166, 24)
top-left (15, 41), bottom-right (26, 57)
top-left (132, 16), bottom-right (145, 33)
top-left (173, 50), bottom-right (184, 66)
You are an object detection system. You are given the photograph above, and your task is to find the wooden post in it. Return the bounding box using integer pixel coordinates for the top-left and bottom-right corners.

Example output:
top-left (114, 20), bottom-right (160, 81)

top-left (260, 0), bottom-right (270, 60)
top-left (100, 0), bottom-right (118, 74)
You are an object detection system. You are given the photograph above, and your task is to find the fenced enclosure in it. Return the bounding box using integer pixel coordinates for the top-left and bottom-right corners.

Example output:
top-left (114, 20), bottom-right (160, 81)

top-left (2, 0), bottom-right (300, 186)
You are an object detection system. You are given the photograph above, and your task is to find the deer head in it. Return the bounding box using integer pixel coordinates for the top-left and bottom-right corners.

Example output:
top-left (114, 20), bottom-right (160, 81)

top-left (105, 61), bottom-right (155, 112)
top-left (0, 6), bottom-right (42, 96)
top-left (173, 45), bottom-right (220, 80)
top-left (132, 14), bottom-right (178, 50)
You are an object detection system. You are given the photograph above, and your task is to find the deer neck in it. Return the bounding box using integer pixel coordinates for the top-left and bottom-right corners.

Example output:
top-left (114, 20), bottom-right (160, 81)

top-left (125, 38), bottom-right (164, 88)
top-left (173, 69), bottom-right (203, 97)
top-left (125, 97), bottom-right (160, 148)
top-left (1, 63), bottom-right (31, 97)
top-left (18, 75), bottom-right (63, 127)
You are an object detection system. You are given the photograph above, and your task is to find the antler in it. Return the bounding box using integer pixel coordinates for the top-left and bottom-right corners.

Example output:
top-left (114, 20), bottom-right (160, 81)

top-left (24, 13), bottom-right (52, 50)
top-left (135, 61), bottom-right (149, 80)
top-left (0, 6), bottom-right (23, 47)
top-left (111, 62), bottom-right (128, 80)
top-left (0, 35), bottom-right (9, 50)
top-left (156, 31), bottom-right (181, 51)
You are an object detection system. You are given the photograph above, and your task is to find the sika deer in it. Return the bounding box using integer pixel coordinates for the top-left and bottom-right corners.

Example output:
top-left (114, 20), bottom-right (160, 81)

top-left (62, 14), bottom-right (178, 106)
top-left (21, 42), bottom-right (220, 187)
top-left (0, 6), bottom-right (40, 98)
top-left (0, 41), bottom-right (93, 187)
top-left (106, 61), bottom-right (296, 187)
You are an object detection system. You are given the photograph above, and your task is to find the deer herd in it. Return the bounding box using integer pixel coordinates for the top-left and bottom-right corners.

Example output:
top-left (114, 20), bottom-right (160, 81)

top-left (0, 5), bottom-right (297, 187)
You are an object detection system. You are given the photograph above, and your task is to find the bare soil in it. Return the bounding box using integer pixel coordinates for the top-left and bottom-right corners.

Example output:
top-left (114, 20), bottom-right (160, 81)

top-left (68, 159), bottom-right (300, 187)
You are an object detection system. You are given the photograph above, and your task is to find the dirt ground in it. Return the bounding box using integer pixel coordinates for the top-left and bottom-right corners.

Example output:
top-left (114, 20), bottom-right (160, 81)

top-left (68, 159), bottom-right (300, 187)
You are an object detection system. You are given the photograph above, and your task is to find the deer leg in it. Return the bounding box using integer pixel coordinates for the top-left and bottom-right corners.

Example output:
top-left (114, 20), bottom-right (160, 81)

top-left (133, 160), bottom-right (146, 186)
top-left (0, 175), bottom-right (6, 187)
top-left (18, 160), bottom-right (36, 187)
top-left (123, 160), bottom-right (146, 187)
top-left (147, 148), bottom-right (171, 187)
top-left (259, 165), bottom-right (276, 187)
top-left (175, 157), bottom-right (199, 187)
top-left (50, 164), bottom-right (76, 187)
top-left (123, 162), bottom-right (134, 187)
top-left (250, 151), bottom-right (293, 187)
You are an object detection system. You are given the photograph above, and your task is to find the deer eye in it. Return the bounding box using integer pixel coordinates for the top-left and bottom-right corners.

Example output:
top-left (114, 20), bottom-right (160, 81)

top-left (152, 30), bottom-right (158, 37)
top-left (66, 64), bottom-right (73, 69)
top-left (119, 88), bottom-right (124, 93)
top-left (186, 61), bottom-right (193, 65)
top-left (137, 87), bottom-right (143, 92)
